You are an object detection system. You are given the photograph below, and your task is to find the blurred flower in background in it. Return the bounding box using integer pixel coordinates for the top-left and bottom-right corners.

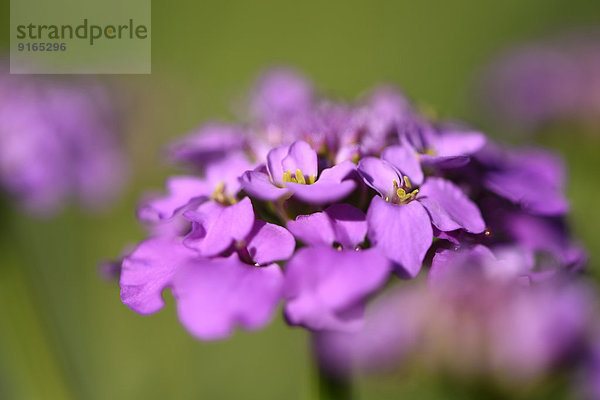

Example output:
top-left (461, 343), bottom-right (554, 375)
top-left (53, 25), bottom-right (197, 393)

top-left (0, 74), bottom-right (128, 216)
top-left (477, 29), bottom-right (600, 134)
top-left (316, 249), bottom-right (599, 396)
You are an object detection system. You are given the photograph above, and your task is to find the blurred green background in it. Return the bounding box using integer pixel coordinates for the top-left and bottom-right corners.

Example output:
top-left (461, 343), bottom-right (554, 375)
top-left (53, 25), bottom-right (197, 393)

top-left (1, 0), bottom-right (600, 399)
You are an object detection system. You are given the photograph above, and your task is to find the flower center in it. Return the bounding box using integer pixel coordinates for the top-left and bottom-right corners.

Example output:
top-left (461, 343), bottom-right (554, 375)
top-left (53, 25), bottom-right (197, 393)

top-left (211, 182), bottom-right (237, 205)
top-left (282, 169), bottom-right (316, 185)
top-left (386, 176), bottom-right (419, 205)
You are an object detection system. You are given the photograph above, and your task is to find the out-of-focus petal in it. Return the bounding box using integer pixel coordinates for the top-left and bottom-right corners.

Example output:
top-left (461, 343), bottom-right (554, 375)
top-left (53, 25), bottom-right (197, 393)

top-left (433, 130), bottom-right (486, 157)
top-left (137, 176), bottom-right (209, 222)
top-left (418, 177), bottom-right (485, 233)
top-left (250, 68), bottom-right (313, 122)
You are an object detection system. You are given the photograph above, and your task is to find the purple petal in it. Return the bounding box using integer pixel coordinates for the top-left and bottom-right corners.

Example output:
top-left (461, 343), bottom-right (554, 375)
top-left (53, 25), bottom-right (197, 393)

top-left (482, 146), bottom-right (568, 216)
top-left (382, 143), bottom-right (424, 185)
top-left (485, 171), bottom-right (569, 216)
top-left (433, 130), bottom-right (486, 157)
top-left (419, 154), bottom-right (470, 168)
top-left (324, 204), bottom-right (368, 248)
top-left (120, 237), bottom-right (196, 315)
top-left (418, 177), bottom-right (485, 233)
top-left (183, 197), bottom-right (255, 257)
top-left (284, 246), bottom-right (390, 331)
top-left (429, 245), bottom-right (496, 286)
top-left (287, 203), bottom-right (367, 248)
top-left (204, 151), bottom-right (253, 196)
top-left (239, 170), bottom-right (290, 201)
top-left (287, 161), bottom-right (357, 204)
top-left (251, 68), bottom-right (313, 122)
top-left (366, 196), bottom-right (433, 278)
top-left (287, 211), bottom-right (335, 247)
top-left (172, 254), bottom-right (284, 340)
top-left (246, 220), bottom-right (296, 265)
top-left (266, 145), bottom-right (289, 185)
top-left (357, 157), bottom-right (399, 199)
top-left (168, 123), bottom-right (247, 167)
top-left (287, 180), bottom-right (356, 204)
top-left (281, 141), bottom-right (318, 178)
top-left (429, 244), bottom-right (534, 286)
top-left (137, 176), bottom-right (209, 222)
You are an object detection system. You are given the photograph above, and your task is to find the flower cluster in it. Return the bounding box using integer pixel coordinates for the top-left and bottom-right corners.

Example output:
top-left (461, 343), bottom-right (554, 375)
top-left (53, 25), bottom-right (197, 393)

top-left (118, 69), bottom-right (584, 341)
top-left (0, 75), bottom-right (127, 215)
top-left (316, 246), bottom-right (599, 387)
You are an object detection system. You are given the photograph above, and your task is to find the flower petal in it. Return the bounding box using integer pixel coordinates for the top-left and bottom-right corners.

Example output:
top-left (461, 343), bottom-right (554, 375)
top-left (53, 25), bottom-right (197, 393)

top-left (246, 220), bottom-right (296, 265)
top-left (324, 204), bottom-right (368, 248)
top-left (239, 169), bottom-right (290, 201)
top-left (418, 177), bottom-right (485, 233)
top-left (419, 154), bottom-right (470, 169)
top-left (251, 68), bottom-right (313, 122)
top-left (284, 246), bottom-right (390, 331)
top-left (266, 145), bottom-right (289, 185)
top-left (287, 180), bottom-right (356, 205)
top-left (172, 254), bottom-right (284, 340)
top-left (382, 143), bottom-right (424, 185)
top-left (357, 157), bottom-right (399, 199)
top-left (137, 176), bottom-right (209, 222)
top-left (286, 160), bottom-right (357, 204)
top-left (287, 203), bottom-right (367, 249)
top-left (433, 130), bottom-right (486, 157)
top-left (120, 237), bottom-right (196, 314)
top-left (286, 211), bottom-right (335, 247)
top-left (167, 123), bottom-right (247, 167)
top-left (282, 140), bottom-right (318, 178)
top-left (366, 196), bottom-right (433, 278)
top-left (183, 197), bottom-right (255, 257)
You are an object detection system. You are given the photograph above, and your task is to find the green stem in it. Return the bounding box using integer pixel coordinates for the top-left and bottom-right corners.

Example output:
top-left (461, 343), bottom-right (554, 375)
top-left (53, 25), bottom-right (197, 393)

top-left (311, 334), bottom-right (353, 400)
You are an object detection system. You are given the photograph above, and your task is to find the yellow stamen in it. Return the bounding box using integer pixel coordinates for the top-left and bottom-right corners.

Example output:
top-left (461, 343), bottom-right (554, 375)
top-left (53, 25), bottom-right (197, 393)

top-left (308, 174), bottom-right (316, 184)
top-left (295, 169), bottom-right (306, 184)
top-left (404, 176), bottom-right (412, 189)
top-left (283, 170), bottom-right (293, 183)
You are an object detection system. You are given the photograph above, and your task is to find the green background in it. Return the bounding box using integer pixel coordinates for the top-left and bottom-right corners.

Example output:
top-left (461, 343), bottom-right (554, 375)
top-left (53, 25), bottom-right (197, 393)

top-left (1, 0), bottom-right (599, 399)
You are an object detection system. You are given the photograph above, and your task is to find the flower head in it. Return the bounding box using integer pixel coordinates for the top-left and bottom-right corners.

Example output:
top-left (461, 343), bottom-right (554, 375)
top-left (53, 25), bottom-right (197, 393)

top-left (113, 68), bottom-right (586, 346)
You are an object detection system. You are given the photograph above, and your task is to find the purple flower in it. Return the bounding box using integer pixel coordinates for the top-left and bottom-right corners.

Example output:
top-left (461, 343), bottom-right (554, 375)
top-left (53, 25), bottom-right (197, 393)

top-left (283, 204), bottom-right (390, 331)
top-left (384, 125), bottom-right (486, 186)
top-left (138, 151), bottom-right (253, 224)
top-left (0, 77), bottom-right (127, 215)
top-left (168, 123), bottom-right (251, 170)
top-left (478, 31), bottom-right (600, 132)
top-left (240, 140), bottom-right (357, 204)
top-left (476, 144), bottom-right (569, 216)
top-left (318, 250), bottom-right (597, 383)
top-left (120, 200), bottom-right (295, 339)
top-left (120, 237), bottom-right (285, 340)
top-left (250, 68), bottom-right (314, 124)
top-left (358, 156), bottom-right (485, 277)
